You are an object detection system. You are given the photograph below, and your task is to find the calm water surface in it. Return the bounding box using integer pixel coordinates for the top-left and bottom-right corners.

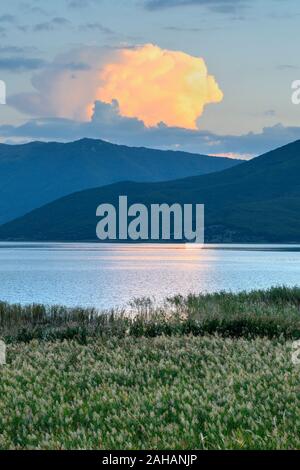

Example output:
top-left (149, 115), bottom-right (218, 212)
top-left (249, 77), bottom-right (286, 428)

top-left (0, 243), bottom-right (299, 309)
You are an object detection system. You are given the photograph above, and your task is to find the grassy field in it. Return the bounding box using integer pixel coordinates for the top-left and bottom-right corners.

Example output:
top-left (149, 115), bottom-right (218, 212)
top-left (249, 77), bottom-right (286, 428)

top-left (0, 287), bottom-right (300, 450)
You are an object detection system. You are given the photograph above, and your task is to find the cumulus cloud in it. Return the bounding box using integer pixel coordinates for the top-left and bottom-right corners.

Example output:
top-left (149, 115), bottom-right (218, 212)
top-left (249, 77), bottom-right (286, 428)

top-left (9, 47), bottom-right (111, 120)
top-left (9, 44), bottom-right (223, 129)
top-left (91, 100), bottom-right (145, 131)
top-left (96, 44), bottom-right (223, 129)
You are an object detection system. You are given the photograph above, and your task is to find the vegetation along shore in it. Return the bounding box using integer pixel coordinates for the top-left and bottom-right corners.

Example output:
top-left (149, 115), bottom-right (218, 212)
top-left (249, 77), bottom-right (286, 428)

top-left (0, 287), bottom-right (299, 450)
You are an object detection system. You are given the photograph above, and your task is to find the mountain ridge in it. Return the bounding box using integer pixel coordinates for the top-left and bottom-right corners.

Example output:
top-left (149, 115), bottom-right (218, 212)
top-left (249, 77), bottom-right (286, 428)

top-left (0, 139), bottom-right (299, 242)
top-left (0, 137), bottom-right (242, 225)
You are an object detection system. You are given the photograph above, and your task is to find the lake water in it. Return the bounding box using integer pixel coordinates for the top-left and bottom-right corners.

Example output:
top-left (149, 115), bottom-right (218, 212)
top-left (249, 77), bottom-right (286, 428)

top-left (0, 243), bottom-right (299, 310)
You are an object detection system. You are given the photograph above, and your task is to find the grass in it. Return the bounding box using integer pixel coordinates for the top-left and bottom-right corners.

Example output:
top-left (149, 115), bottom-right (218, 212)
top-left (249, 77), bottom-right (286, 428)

top-left (0, 286), bottom-right (300, 450)
top-left (0, 335), bottom-right (299, 450)
top-left (1, 286), bottom-right (300, 344)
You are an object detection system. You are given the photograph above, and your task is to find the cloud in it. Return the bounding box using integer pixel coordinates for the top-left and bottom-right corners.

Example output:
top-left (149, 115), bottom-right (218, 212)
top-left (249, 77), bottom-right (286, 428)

top-left (0, 46), bottom-right (39, 55)
top-left (33, 17), bottom-right (70, 32)
top-left (9, 44), bottom-right (223, 128)
top-left (67, 0), bottom-right (97, 7)
top-left (14, 16), bottom-right (71, 34)
top-left (91, 100), bottom-right (144, 130)
top-left (79, 22), bottom-right (114, 35)
top-left (144, 0), bottom-right (247, 13)
top-left (211, 152), bottom-right (251, 160)
top-left (0, 57), bottom-right (46, 72)
top-left (277, 64), bottom-right (300, 71)
top-left (94, 43), bottom-right (223, 129)
top-left (9, 47), bottom-right (111, 119)
top-left (164, 25), bottom-right (220, 32)
top-left (18, 2), bottom-right (52, 17)
top-left (1, 98), bottom-right (300, 158)
top-left (0, 14), bottom-right (16, 23)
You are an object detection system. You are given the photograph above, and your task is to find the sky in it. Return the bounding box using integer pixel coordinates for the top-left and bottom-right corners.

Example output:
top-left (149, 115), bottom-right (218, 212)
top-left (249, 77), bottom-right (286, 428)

top-left (0, 0), bottom-right (300, 158)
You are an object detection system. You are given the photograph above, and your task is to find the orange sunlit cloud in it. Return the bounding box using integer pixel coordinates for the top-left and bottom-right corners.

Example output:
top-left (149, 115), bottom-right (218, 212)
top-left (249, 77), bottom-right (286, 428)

top-left (92, 44), bottom-right (223, 129)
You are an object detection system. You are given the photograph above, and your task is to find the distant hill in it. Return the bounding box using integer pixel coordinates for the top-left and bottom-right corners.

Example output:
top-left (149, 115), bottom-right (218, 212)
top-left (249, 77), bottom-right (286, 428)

top-left (1, 140), bottom-right (299, 243)
top-left (0, 138), bottom-right (241, 225)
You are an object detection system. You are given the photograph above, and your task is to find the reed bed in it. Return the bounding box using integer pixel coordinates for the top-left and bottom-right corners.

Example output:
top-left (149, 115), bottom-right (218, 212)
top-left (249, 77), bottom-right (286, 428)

top-left (0, 287), bottom-right (300, 450)
top-left (1, 286), bottom-right (300, 343)
top-left (0, 335), bottom-right (299, 449)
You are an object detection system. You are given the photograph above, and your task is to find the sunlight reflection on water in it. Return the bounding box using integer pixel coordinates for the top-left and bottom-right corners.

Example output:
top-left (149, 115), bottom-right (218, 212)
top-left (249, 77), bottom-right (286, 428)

top-left (0, 243), bottom-right (299, 309)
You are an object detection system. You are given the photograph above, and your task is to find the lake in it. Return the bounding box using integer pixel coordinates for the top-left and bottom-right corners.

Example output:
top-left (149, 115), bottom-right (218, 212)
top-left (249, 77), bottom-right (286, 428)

top-left (0, 242), bottom-right (299, 309)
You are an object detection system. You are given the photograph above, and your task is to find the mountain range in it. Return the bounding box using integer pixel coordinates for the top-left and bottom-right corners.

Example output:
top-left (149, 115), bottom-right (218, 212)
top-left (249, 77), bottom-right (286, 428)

top-left (0, 139), bottom-right (299, 242)
top-left (0, 138), bottom-right (241, 225)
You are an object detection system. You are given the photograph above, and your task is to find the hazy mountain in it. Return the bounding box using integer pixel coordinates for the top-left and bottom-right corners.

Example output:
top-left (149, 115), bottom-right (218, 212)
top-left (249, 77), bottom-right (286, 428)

top-left (0, 138), bottom-right (241, 225)
top-left (1, 140), bottom-right (299, 243)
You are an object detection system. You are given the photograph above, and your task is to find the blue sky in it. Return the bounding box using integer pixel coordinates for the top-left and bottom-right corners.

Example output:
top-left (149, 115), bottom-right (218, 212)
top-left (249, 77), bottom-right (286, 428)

top-left (0, 0), bottom-right (300, 157)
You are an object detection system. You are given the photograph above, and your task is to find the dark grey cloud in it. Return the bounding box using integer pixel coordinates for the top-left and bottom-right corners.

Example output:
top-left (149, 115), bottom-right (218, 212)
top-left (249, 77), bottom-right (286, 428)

top-left (0, 14), bottom-right (16, 23)
top-left (17, 25), bottom-right (29, 33)
top-left (277, 64), bottom-right (300, 71)
top-left (0, 57), bottom-right (46, 72)
top-left (18, 2), bottom-right (52, 16)
top-left (144, 0), bottom-right (247, 13)
top-left (67, 0), bottom-right (97, 7)
top-left (2, 98), bottom-right (300, 158)
top-left (164, 25), bottom-right (221, 32)
top-left (0, 46), bottom-right (40, 55)
top-left (79, 22), bottom-right (114, 35)
top-left (33, 17), bottom-right (70, 32)
top-left (0, 46), bottom-right (28, 54)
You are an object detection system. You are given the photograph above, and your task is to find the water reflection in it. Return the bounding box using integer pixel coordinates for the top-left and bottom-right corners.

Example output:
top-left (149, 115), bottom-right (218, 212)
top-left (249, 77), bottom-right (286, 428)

top-left (0, 243), bottom-right (299, 309)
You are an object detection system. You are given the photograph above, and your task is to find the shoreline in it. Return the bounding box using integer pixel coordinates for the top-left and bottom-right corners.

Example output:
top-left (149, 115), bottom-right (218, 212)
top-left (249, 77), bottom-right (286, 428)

top-left (1, 286), bottom-right (300, 344)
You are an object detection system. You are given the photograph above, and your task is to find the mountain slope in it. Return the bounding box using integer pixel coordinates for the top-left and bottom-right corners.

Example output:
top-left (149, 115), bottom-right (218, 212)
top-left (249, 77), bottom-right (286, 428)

top-left (0, 140), bottom-right (299, 242)
top-left (0, 138), bottom-right (241, 225)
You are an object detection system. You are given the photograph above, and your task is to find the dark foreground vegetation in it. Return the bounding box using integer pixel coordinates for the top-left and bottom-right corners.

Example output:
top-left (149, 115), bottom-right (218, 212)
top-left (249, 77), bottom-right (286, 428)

top-left (0, 287), bottom-right (300, 450)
